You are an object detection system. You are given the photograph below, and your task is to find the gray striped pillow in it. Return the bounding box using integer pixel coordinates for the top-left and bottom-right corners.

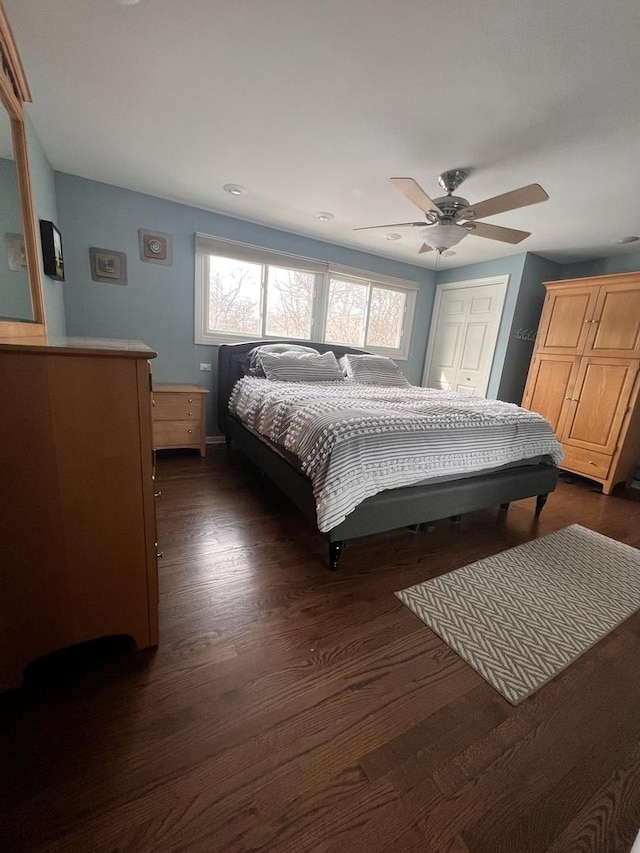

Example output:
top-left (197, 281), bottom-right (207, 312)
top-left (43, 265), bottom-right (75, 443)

top-left (259, 350), bottom-right (344, 382)
top-left (341, 353), bottom-right (410, 387)
top-left (242, 343), bottom-right (320, 376)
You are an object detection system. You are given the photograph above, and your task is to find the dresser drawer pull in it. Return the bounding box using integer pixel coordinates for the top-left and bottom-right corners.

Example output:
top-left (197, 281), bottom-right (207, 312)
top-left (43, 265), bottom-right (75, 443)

top-left (188, 398), bottom-right (194, 403)
top-left (188, 411), bottom-right (193, 416)
top-left (187, 429), bottom-right (193, 434)
top-left (154, 490), bottom-right (162, 498)
top-left (156, 551), bottom-right (164, 559)
top-left (588, 460), bottom-right (596, 466)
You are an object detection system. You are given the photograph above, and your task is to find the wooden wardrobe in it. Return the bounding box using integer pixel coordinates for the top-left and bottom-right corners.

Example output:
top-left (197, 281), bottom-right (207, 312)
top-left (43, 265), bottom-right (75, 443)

top-left (522, 271), bottom-right (640, 494)
top-left (0, 335), bottom-right (159, 690)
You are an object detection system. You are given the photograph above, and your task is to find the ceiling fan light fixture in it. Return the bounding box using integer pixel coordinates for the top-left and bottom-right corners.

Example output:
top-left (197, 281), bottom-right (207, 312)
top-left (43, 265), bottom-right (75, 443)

top-left (314, 211), bottom-right (334, 222)
top-left (420, 223), bottom-right (467, 252)
top-left (385, 233), bottom-right (402, 241)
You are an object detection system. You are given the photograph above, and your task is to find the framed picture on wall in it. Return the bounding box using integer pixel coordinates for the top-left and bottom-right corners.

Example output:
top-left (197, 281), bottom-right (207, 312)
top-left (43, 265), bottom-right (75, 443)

top-left (39, 220), bottom-right (65, 281)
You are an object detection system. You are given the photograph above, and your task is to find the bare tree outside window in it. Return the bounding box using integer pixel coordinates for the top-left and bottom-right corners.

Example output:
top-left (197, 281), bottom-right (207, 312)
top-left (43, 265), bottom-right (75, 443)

top-left (367, 287), bottom-right (406, 349)
top-left (198, 242), bottom-right (414, 354)
top-left (265, 266), bottom-right (315, 339)
top-left (325, 278), bottom-right (368, 346)
top-left (208, 256), bottom-right (261, 335)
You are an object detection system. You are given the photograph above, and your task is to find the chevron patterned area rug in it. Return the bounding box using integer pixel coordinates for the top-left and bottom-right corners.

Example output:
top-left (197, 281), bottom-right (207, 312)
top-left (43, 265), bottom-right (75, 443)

top-left (395, 524), bottom-right (640, 705)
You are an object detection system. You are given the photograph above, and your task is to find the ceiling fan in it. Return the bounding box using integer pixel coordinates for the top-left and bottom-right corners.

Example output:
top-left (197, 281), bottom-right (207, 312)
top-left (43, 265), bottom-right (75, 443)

top-left (355, 170), bottom-right (549, 254)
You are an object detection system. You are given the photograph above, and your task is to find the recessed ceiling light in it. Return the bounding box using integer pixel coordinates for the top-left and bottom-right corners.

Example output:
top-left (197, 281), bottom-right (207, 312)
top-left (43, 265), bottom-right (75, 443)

top-left (223, 183), bottom-right (246, 197)
top-left (385, 233), bottom-right (402, 241)
top-left (114, 0), bottom-right (141, 5)
top-left (613, 235), bottom-right (640, 244)
top-left (314, 211), bottom-right (334, 222)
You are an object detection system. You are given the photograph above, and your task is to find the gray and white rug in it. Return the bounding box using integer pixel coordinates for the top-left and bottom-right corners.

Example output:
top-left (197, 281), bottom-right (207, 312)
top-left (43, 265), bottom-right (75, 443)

top-left (395, 524), bottom-right (640, 705)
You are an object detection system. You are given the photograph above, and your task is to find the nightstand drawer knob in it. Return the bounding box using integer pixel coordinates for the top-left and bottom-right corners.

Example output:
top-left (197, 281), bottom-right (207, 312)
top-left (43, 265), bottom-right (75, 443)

top-left (187, 429), bottom-right (193, 434)
top-left (188, 398), bottom-right (194, 403)
top-left (156, 551), bottom-right (164, 559)
top-left (154, 490), bottom-right (162, 498)
top-left (188, 411), bottom-right (193, 416)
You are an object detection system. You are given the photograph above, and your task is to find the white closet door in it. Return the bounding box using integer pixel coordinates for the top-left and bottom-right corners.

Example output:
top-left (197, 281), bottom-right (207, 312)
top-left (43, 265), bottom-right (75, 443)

top-left (422, 276), bottom-right (508, 397)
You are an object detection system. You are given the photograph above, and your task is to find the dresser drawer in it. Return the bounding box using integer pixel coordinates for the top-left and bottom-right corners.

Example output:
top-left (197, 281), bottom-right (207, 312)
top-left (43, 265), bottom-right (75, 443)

top-left (561, 444), bottom-right (611, 480)
top-left (153, 420), bottom-right (201, 448)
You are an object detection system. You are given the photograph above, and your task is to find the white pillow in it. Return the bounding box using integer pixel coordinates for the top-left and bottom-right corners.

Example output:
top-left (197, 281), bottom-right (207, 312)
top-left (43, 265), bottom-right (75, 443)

top-left (259, 350), bottom-right (344, 382)
top-left (341, 353), bottom-right (410, 387)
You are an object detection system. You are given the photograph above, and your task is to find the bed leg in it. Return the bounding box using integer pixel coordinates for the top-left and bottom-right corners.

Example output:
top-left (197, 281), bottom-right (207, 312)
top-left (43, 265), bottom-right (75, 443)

top-left (225, 434), bottom-right (232, 451)
top-left (500, 502), bottom-right (510, 512)
top-left (329, 540), bottom-right (345, 571)
top-left (535, 493), bottom-right (548, 516)
top-left (449, 514), bottom-right (462, 524)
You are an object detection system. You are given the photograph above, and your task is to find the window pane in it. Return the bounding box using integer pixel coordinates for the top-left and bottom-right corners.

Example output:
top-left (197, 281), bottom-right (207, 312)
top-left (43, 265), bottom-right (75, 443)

top-left (208, 255), bottom-right (262, 335)
top-left (265, 266), bottom-right (315, 339)
top-left (366, 287), bottom-right (406, 349)
top-left (325, 278), bottom-right (368, 346)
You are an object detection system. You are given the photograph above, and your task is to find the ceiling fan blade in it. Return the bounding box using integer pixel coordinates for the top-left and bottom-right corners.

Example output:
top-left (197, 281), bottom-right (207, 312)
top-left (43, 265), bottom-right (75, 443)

top-left (390, 177), bottom-right (441, 215)
top-left (466, 221), bottom-right (531, 244)
top-left (418, 243), bottom-right (434, 254)
top-left (353, 221), bottom-right (427, 231)
top-left (458, 184), bottom-right (548, 221)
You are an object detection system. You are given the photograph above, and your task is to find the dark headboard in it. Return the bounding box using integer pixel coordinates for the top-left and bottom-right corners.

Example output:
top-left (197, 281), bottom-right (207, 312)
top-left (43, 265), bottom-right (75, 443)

top-left (217, 340), bottom-right (369, 434)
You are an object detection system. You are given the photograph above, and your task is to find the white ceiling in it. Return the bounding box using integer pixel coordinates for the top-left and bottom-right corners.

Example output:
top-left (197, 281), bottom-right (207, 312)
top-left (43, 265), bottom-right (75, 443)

top-left (5, 0), bottom-right (640, 270)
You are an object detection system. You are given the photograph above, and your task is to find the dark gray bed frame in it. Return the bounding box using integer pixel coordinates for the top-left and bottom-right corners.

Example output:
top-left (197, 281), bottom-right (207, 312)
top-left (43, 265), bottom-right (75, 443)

top-left (218, 341), bottom-right (559, 570)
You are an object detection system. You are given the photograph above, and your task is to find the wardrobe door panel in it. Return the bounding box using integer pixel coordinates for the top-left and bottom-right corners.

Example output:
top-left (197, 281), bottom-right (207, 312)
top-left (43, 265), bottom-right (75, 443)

top-left (521, 353), bottom-right (577, 435)
top-left (560, 358), bottom-right (639, 455)
top-left (585, 282), bottom-right (640, 357)
top-left (535, 286), bottom-right (597, 355)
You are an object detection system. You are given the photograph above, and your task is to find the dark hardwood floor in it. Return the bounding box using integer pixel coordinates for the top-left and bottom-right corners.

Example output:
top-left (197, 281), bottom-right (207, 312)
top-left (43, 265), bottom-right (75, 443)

top-left (2, 448), bottom-right (640, 852)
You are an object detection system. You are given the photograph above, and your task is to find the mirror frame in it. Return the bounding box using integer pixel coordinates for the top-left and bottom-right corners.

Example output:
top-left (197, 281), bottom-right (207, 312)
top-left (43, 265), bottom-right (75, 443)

top-left (0, 3), bottom-right (46, 336)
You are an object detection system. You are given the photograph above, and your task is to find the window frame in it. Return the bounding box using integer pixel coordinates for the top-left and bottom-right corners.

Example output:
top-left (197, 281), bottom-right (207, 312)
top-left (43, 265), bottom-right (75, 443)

top-left (194, 235), bottom-right (418, 360)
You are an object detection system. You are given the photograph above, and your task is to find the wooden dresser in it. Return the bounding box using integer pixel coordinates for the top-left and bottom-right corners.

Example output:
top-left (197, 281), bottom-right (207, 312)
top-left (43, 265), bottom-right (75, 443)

top-left (152, 384), bottom-right (209, 456)
top-left (0, 335), bottom-right (159, 690)
top-left (522, 272), bottom-right (640, 494)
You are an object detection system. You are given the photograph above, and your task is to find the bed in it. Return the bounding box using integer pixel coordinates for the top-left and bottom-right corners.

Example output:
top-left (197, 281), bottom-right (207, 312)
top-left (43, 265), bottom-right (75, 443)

top-left (217, 340), bottom-right (561, 570)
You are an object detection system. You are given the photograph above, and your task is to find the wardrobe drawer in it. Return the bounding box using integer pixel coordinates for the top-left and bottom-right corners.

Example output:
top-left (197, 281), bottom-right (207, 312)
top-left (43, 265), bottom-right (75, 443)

top-left (153, 420), bottom-right (201, 447)
top-left (561, 444), bottom-right (611, 480)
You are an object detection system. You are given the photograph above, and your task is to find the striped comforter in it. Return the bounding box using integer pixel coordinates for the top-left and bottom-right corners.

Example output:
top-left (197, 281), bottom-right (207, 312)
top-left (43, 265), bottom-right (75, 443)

top-left (229, 378), bottom-right (564, 532)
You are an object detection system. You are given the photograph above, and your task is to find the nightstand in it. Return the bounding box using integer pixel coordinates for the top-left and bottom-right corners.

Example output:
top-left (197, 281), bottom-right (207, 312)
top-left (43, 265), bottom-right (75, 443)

top-left (152, 384), bottom-right (209, 456)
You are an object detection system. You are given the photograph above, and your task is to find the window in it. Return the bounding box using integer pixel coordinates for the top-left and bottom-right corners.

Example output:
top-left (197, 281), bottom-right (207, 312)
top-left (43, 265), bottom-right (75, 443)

top-left (195, 235), bottom-right (418, 359)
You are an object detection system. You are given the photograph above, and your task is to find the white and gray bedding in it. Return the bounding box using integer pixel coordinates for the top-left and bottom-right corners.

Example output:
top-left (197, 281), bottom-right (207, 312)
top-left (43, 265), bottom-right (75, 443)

top-left (229, 378), bottom-right (564, 533)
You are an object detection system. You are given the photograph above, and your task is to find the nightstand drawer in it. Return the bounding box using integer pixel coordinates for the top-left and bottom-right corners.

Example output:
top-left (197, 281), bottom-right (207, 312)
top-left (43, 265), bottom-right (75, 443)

top-left (153, 420), bottom-right (201, 448)
top-left (153, 394), bottom-right (202, 421)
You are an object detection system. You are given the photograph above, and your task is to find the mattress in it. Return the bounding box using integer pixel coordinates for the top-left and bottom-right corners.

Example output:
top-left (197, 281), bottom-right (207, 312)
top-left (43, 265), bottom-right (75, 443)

top-left (229, 378), bottom-right (563, 532)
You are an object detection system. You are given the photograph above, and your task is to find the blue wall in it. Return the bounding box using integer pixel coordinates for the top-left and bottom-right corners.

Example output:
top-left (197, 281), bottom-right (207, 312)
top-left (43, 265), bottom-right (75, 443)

top-left (55, 173), bottom-right (436, 434)
top-left (26, 115), bottom-right (65, 335)
top-left (497, 253), bottom-right (561, 402)
top-left (561, 250), bottom-right (640, 279)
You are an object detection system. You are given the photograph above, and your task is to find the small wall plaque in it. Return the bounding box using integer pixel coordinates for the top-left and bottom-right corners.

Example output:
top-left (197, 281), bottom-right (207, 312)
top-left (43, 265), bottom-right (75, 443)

top-left (5, 233), bottom-right (27, 271)
top-left (139, 229), bottom-right (172, 265)
top-left (90, 247), bottom-right (127, 285)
